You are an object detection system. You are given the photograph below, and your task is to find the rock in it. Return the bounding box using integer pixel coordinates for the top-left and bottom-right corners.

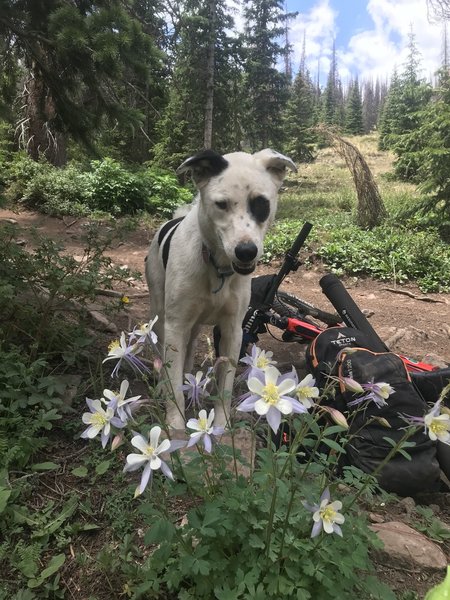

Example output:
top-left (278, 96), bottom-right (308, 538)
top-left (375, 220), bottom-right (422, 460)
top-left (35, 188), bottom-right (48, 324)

top-left (369, 512), bottom-right (385, 524)
top-left (370, 521), bottom-right (447, 571)
top-left (88, 310), bottom-right (118, 333)
top-left (399, 496), bottom-right (416, 516)
top-left (362, 308), bottom-right (375, 318)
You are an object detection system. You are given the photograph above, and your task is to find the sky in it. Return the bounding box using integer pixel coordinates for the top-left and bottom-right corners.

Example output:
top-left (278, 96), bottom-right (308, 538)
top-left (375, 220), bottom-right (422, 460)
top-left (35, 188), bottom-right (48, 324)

top-left (284, 0), bottom-right (446, 85)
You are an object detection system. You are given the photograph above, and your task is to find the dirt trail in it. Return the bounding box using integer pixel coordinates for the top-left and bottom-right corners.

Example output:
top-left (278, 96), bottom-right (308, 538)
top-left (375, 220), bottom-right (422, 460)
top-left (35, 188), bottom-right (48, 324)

top-left (2, 207), bottom-right (449, 370)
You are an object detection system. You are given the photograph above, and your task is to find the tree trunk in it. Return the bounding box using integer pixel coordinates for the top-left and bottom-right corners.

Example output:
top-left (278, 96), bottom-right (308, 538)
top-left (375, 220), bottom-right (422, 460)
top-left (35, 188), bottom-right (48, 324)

top-left (23, 65), bottom-right (67, 166)
top-left (203, 0), bottom-right (216, 149)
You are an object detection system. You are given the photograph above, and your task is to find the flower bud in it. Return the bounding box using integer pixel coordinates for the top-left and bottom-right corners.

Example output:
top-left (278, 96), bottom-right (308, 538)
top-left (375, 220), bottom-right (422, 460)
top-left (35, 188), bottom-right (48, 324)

top-left (153, 357), bottom-right (163, 373)
top-left (373, 416), bottom-right (392, 428)
top-left (321, 405), bottom-right (349, 429)
top-left (111, 433), bottom-right (124, 451)
top-left (341, 377), bottom-right (364, 394)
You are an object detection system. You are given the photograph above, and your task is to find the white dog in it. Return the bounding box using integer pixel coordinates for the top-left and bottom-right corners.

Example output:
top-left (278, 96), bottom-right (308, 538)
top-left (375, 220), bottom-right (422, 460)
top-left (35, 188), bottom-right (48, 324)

top-left (146, 149), bottom-right (296, 430)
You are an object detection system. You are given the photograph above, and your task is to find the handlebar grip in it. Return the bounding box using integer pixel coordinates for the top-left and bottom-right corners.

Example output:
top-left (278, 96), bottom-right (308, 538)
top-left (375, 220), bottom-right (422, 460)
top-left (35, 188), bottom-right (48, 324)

top-left (289, 222), bottom-right (313, 257)
top-left (320, 273), bottom-right (389, 353)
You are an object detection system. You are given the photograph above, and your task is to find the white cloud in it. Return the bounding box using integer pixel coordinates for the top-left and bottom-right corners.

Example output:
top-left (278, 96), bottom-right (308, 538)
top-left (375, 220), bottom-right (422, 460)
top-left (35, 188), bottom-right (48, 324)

top-left (290, 0), bottom-right (444, 86)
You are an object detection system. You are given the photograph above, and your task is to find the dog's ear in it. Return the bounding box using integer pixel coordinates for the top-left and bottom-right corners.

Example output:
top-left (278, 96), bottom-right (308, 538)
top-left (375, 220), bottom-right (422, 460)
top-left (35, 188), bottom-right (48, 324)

top-left (176, 150), bottom-right (229, 188)
top-left (253, 149), bottom-right (297, 185)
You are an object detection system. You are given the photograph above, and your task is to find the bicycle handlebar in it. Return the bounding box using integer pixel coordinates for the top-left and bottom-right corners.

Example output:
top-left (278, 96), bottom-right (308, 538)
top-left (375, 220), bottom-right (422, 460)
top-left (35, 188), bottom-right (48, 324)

top-left (320, 273), bottom-right (389, 353)
top-left (262, 221), bottom-right (313, 309)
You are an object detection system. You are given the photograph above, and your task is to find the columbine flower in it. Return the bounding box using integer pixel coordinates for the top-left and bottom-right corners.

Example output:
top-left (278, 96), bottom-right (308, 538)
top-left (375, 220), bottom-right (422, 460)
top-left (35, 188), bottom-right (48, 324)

top-left (341, 377), bottom-right (364, 394)
top-left (129, 316), bottom-right (158, 345)
top-left (102, 380), bottom-right (141, 422)
top-left (186, 408), bottom-right (225, 453)
top-left (304, 488), bottom-right (345, 537)
top-left (294, 373), bottom-right (320, 409)
top-left (103, 332), bottom-right (149, 377)
top-left (424, 400), bottom-right (450, 443)
top-left (240, 345), bottom-right (277, 379)
top-left (347, 380), bottom-right (395, 409)
top-left (123, 426), bottom-right (175, 497)
top-left (237, 365), bottom-right (305, 434)
top-left (81, 399), bottom-right (126, 448)
top-left (180, 370), bottom-right (211, 409)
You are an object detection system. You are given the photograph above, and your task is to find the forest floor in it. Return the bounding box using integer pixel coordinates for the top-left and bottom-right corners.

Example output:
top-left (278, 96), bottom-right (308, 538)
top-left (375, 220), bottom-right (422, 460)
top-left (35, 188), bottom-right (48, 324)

top-left (2, 205), bottom-right (450, 599)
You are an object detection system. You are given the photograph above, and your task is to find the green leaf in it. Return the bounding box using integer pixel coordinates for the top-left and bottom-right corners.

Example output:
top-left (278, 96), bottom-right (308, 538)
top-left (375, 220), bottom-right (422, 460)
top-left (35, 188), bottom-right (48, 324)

top-left (0, 487), bottom-right (12, 514)
top-left (144, 518), bottom-right (176, 545)
top-left (95, 459), bottom-right (111, 475)
top-left (71, 466), bottom-right (88, 477)
top-left (321, 438), bottom-right (345, 453)
top-left (31, 462), bottom-right (59, 471)
top-left (28, 553), bottom-right (65, 588)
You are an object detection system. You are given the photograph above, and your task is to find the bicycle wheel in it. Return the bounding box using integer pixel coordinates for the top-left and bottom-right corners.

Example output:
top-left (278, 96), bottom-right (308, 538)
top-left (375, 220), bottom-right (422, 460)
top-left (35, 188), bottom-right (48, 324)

top-left (273, 290), bottom-right (341, 326)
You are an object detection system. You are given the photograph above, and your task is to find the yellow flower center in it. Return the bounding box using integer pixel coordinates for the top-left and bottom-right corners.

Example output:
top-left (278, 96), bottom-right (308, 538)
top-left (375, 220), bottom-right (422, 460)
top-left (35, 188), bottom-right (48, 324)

top-left (256, 356), bottom-right (269, 369)
top-left (430, 419), bottom-right (448, 435)
top-left (145, 445), bottom-right (155, 457)
top-left (92, 413), bottom-right (108, 427)
top-left (263, 382), bottom-right (280, 405)
top-left (108, 340), bottom-right (120, 352)
top-left (320, 505), bottom-right (337, 523)
top-left (297, 386), bottom-right (314, 400)
top-left (198, 417), bottom-right (208, 431)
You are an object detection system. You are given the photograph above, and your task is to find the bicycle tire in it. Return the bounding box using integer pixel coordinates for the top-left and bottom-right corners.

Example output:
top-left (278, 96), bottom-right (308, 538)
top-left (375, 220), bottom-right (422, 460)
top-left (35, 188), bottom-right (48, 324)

top-left (273, 290), bottom-right (341, 326)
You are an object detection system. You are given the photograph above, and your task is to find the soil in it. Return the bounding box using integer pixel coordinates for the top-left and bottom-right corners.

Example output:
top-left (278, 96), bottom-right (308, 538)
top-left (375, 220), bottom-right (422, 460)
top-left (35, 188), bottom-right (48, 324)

top-left (2, 207), bottom-right (450, 598)
top-left (4, 207), bottom-right (449, 370)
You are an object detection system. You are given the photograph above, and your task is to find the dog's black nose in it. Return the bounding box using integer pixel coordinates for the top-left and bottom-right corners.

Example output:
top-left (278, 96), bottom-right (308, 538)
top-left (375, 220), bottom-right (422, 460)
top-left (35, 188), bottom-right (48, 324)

top-left (235, 241), bottom-right (258, 263)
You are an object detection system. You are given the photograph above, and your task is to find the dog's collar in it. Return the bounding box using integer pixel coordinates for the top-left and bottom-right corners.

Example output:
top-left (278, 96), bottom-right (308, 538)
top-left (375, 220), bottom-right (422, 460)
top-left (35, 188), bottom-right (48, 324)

top-left (202, 244), bottom-right (234, 293)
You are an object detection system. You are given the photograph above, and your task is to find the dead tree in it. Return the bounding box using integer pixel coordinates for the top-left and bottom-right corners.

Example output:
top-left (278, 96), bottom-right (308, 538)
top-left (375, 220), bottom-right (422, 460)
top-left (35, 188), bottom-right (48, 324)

top-left (316, 125), bottom-right (387, 229)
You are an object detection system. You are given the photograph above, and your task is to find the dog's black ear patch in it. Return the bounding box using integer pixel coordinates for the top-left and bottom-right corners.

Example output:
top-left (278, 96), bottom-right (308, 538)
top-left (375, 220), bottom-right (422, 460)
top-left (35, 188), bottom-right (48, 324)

top-left (176, 150), bottom-right (228, 185)
top-left (249, 195), bottom-right (270, 223)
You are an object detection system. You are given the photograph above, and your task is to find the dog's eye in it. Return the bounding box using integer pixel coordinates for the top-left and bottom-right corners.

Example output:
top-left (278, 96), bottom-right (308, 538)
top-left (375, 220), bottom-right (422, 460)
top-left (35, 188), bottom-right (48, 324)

top-left (215, 201), bottom-right (228, 210)
top-left (249, 195), bottom-right (270, 223)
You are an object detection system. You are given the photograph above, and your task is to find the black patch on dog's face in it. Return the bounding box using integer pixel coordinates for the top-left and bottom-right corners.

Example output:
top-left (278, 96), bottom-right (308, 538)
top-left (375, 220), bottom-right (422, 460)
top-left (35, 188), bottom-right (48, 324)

top-left (249, 195), bottom-right (270, 223)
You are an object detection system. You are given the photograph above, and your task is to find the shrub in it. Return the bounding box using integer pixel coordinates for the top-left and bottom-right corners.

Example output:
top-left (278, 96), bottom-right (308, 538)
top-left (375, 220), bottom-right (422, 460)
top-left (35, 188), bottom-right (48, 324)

top-left (85, 158), bottom-right (149, 216)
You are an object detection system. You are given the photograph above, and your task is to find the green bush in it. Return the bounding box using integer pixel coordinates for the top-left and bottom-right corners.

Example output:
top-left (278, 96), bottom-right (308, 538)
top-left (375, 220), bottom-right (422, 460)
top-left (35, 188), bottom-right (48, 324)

top-left (85, 157), bottom-right (148, 216)
top-left (315, 224), bottom-right (450, 292)
top-left (142, 167), bottom-right (192, 216)
top-left (3, 154), bottom-right (192, 217)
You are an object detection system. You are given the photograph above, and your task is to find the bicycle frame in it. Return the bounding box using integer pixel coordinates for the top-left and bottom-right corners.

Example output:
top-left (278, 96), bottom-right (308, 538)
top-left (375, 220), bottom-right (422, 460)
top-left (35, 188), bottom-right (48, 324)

top-left (243, 222), bottom-right (443, 376)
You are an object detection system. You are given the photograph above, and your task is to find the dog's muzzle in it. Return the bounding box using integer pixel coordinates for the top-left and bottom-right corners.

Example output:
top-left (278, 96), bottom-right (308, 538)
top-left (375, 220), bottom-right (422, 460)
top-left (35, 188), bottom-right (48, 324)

top-left (233, 241), bottom-right (258, 275)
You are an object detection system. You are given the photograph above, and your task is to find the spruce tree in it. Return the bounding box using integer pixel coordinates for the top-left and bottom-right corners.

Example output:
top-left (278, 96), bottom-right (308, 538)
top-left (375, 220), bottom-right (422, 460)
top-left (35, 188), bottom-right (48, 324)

top-left (345, 78), bottom-right (364, 135)
top-left (152, 0), bottom-right (238, 167)
top-left (321, 41), bottom-right (344, 127)
top-left (242, 0), bottom-right (294, 150)
top-left (283, 69), bottom-right (316, 162)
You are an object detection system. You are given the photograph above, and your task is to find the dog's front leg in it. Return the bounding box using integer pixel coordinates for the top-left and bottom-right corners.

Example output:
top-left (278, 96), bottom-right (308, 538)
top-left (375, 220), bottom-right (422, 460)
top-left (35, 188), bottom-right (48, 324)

top-left (163, 323), bottom-right (190, 431)
top-left (214, 318), bottom-right (242, 428)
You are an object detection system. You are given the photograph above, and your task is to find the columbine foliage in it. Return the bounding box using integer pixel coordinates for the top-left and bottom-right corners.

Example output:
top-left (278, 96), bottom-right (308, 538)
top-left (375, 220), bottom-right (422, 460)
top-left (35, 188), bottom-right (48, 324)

top-left (76, 322), bottom-right (427, 599)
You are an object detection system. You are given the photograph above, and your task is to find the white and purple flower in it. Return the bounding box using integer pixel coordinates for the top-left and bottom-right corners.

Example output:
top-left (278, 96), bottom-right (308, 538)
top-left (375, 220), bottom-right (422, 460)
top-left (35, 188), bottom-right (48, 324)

top-left (123, 426), bottom-right (177, 497)
top-left (346, 379), bottom-right (395, 409)
top-left (240, 345), bottom-right (277, 379)
top-left (81, 398), bottom-right (126, 448)
top-left (186, 408), bottom-right (225, 453)
top-left (304, 488), bottom-right (345, 538)
top-left (180, 370), bottom-right (212, 409)
top-left (102, 379), bottom-right (142, 422)
top-left (237, 365), bottom-right (306, 434)
top-left (103, 332), bottom-right (150, 377)
top-left (129, 316), bottom-right (159, 346)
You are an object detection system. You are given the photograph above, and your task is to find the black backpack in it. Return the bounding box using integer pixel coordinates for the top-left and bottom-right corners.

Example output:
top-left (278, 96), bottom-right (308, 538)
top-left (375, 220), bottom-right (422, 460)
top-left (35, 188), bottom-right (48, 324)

top-left (305, 327), bottom-right (441, 496)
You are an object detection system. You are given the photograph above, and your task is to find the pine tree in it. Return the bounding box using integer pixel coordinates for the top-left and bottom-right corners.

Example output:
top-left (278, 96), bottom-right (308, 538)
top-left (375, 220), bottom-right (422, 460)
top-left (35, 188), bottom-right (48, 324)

top-left (344, 78), bottom-right (364, 135)
top-left (283, 69), bottom-right (316, 162)
top-left (242, 0), bottom-right (294, 150)
top-left (0, 1), bottom-right (163, 165)
top-left (362, 80), bottom-right (376, 133)
top-left (152, 0), bottom-right (238, 167)
top-left (321, 40), bottom-right (344, 127)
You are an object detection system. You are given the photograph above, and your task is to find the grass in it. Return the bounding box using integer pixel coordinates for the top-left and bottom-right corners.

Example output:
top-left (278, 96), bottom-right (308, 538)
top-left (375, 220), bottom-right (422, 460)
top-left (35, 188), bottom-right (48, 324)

top-left (269, 133), bottom-right (450, 293)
